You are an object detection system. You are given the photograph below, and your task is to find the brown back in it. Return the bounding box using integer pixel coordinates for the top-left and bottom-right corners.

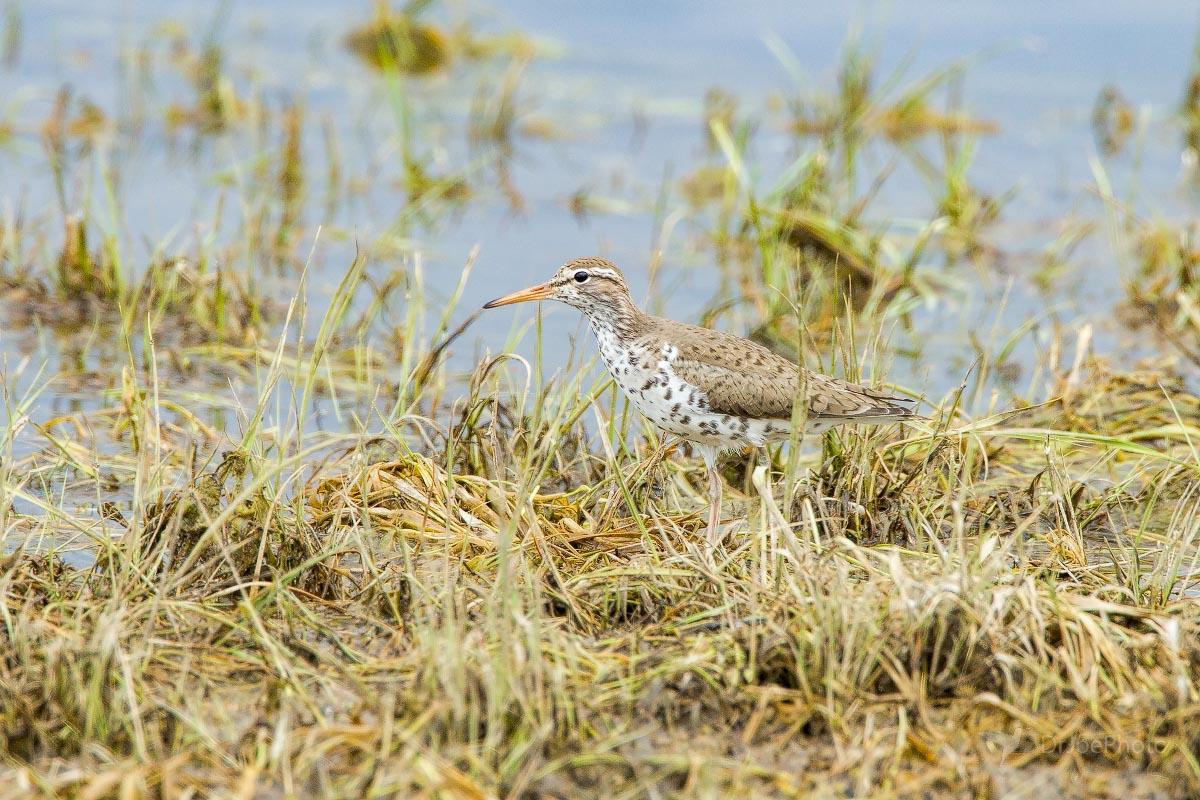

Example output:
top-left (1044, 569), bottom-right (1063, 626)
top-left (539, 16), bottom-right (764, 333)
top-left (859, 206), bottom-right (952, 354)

top-left (643, 317), bottom-right (911, 422)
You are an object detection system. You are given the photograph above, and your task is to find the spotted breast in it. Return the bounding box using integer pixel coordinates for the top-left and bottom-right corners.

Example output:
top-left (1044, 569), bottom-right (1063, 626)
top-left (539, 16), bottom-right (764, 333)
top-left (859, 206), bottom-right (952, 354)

top-left (592, 319), bottom-right (786, 449)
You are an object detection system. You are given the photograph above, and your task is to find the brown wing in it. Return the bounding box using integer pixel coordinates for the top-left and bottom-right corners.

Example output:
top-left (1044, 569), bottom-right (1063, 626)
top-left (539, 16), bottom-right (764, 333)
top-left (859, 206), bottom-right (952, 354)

top-left (800, 370), bottom-right (916, 422)
top-left (648, 317), bottom-right (912, 422)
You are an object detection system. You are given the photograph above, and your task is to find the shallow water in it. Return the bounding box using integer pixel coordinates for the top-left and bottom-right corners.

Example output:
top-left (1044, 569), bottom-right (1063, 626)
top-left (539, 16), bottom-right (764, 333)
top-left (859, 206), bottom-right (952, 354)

top-left (1, 0), bottom-right (1199, 430)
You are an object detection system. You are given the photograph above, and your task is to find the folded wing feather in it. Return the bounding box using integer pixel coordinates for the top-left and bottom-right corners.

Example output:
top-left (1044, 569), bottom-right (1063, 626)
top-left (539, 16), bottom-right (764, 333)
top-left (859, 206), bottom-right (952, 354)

top-left (648, 318), bottom-right (913, 423)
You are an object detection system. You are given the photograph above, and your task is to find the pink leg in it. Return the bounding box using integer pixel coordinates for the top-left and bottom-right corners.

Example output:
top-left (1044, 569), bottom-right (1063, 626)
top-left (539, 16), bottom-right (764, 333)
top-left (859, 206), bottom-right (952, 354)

top-left (706, 466), bottom-right (722, 546)
top-left (700, 446), bottom-right (722, 546)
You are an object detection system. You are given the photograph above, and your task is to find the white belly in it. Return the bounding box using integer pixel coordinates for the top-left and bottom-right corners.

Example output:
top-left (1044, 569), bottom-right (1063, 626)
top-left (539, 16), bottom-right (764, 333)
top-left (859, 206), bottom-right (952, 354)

top-left (592, 328), bottom-right (789, 449)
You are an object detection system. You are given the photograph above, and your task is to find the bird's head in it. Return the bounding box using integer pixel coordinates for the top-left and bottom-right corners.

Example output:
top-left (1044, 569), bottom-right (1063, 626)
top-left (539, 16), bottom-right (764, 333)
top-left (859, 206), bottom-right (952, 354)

top-left (483, 257), bottom-right (632, 315)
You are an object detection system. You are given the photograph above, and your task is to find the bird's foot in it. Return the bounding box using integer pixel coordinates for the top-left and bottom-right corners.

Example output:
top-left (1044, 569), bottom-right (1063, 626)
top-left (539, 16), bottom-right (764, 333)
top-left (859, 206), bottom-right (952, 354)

top-left (704, 452), bottom-right (725, 549)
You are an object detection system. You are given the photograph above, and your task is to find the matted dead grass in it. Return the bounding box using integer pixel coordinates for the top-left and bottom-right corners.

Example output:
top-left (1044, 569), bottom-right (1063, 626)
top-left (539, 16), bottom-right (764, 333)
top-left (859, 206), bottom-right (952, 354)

top-left (3, 359), bottom-right (1198, 799)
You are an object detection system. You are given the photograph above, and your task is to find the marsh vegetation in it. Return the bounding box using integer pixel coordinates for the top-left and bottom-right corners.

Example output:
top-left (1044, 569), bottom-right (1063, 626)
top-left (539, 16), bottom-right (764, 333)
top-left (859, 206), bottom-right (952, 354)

top-left (1, 2), bottom-right (1199, 798)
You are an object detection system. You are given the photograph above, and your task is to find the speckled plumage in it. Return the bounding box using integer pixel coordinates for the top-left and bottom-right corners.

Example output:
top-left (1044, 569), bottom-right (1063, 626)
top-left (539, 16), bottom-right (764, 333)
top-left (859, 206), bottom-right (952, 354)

top-left (533, 257), bottom-right (914, 444)
top-left (484, 256), bottom-right (916, 543)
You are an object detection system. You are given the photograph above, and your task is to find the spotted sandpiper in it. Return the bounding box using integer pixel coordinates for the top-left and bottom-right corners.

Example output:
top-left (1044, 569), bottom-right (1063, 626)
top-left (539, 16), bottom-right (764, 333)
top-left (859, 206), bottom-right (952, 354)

top-left (484, 257), bottom-right (915, 544)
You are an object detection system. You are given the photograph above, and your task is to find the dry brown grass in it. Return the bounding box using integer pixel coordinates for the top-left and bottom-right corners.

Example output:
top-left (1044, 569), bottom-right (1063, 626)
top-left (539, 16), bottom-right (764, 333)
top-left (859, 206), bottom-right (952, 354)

top-left (2, 347), bottom-right (1199, 799)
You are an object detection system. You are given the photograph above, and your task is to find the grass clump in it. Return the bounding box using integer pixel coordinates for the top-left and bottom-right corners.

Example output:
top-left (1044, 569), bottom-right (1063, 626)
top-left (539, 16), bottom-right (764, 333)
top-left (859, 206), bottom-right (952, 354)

top-left (343, 0), bottom-right (534, 77)
top-left (344, 0), bottom-right (450, 75)
top-left (138, 449), bottom-right (340, 598)
top-left (685, 42), bottom-right (1006, 360)
top-left (0, 214), bottom-right (270, 345)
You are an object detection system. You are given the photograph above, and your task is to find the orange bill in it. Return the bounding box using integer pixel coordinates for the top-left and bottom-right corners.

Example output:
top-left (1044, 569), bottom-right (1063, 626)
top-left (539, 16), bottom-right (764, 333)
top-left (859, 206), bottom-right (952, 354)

top-left (482, 281), bottom-right (554, 308)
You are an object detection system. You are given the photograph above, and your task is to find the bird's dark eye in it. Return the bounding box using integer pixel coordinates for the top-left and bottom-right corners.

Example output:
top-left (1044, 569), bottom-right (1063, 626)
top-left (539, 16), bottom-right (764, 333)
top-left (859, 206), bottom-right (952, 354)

top-left (573, 270), bottom-right (589, 283)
